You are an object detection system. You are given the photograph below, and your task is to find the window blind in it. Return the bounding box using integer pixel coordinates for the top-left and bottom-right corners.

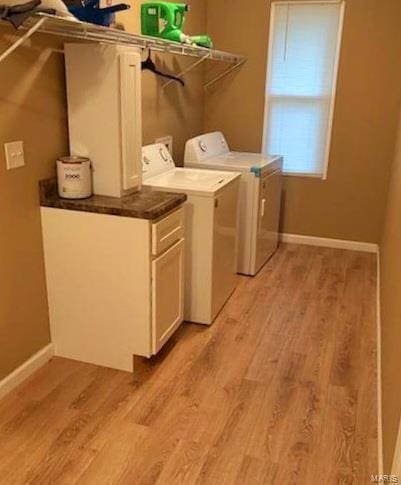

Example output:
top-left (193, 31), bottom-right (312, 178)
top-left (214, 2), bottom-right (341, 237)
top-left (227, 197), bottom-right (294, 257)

top-left (263, 1), bottom-right (344, 177)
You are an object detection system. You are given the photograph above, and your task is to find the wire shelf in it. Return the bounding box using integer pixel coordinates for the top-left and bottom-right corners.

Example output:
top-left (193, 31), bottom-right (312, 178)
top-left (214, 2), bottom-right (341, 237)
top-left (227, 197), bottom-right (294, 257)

top-left (0, 13), bottom-right (246, 87)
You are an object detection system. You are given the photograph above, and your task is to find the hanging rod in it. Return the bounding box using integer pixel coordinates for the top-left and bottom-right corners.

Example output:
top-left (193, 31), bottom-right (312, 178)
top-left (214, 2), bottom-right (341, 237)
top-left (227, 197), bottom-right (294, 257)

top-left (204, 58), bottom-right (247, 90)
top-left (0, 13), bottom-right (246, 87)
top-left (0, 17), bottom-right (46, 63)
top-left (162, 52), bottom-right (211, 89)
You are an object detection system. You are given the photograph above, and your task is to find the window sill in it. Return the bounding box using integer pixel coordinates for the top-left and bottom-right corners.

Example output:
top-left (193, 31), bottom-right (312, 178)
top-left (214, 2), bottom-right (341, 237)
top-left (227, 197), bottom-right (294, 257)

top-left (283, 171), bottom-right (327, 180)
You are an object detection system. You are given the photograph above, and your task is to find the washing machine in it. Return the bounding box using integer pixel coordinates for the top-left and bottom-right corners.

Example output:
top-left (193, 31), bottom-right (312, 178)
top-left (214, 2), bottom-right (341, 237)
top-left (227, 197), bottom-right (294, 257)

top-left (142, 143), bottom-right (241, 325)
top-left (184, 132), bottom-right (283, 276)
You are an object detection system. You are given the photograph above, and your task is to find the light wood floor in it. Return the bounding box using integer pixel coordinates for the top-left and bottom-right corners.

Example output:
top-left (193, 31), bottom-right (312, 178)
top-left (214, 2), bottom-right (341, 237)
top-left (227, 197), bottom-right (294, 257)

top-left (0, 244), bottom-right (378, 485)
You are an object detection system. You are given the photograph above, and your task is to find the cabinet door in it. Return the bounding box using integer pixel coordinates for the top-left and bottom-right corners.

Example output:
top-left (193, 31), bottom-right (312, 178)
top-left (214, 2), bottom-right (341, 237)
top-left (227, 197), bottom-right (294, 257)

top-left (255, 170), bottom-right (282, 273)
top-left (120, 51), bottom-right (142, 192)
top-left (152, 238), bottom-right (185, 354)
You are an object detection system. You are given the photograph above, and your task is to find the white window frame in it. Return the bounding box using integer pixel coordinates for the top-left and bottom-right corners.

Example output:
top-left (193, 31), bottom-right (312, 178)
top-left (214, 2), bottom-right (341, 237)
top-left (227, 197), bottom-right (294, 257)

top-left (262, 0), bottom-right (345, 179)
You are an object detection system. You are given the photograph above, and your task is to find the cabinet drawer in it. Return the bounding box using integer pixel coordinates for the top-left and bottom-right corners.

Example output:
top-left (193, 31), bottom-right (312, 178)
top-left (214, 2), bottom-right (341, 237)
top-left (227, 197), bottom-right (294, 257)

top-left (152, 207), bottom-right (184, 256)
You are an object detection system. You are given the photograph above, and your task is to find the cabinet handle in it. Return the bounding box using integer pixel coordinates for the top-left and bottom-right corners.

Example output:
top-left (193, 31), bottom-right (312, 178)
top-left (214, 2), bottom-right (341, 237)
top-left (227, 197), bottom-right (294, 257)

top-left (215, 199), bottom-right (219, 208)
top-left (261, 198), bottom-right (266, 217)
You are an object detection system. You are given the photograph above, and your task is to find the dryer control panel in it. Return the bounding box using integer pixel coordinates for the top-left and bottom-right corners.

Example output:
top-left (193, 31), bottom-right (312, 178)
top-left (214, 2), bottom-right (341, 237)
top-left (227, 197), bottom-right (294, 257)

top-left (184, 131), bottom-right (229, 163)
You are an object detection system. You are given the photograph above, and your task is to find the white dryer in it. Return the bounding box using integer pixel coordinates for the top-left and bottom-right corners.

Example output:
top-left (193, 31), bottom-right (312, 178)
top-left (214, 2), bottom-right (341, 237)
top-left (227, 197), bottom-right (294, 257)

top-left (185, 132), bottom-right (283, 276)
top-left (142, 143), bottom-right (241, 325)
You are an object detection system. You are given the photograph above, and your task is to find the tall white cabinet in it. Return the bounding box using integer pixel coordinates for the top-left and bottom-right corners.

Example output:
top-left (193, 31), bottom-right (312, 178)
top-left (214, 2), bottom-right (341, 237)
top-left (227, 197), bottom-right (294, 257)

top-left (64, 43), bottom-right (143, 197)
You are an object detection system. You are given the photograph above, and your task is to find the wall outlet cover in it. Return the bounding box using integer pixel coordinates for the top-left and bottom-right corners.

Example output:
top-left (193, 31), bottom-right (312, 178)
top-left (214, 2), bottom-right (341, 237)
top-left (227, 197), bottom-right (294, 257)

top-left (155, 136), bottom-right (173, 155)
top-left (5, 141), bottom-right (25, 170)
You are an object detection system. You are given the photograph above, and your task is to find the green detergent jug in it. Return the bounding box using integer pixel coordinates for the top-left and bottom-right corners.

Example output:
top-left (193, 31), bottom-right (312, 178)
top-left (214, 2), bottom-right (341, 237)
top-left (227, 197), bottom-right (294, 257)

top-left (141, 2), bottom-right (213, 48)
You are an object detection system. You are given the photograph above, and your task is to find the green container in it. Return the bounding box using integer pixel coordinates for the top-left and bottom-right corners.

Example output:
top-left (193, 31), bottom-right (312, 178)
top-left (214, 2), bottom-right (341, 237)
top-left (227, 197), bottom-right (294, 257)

top-left (141, 2), bottom-right (213, 47)
top-left (141, 2), bottom-right (188, 43)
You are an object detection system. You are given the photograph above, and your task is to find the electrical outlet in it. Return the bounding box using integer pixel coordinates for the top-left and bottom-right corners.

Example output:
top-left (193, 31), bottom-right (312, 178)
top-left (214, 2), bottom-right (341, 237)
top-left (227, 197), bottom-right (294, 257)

top-left (155, 136), bottom-right (173, 155)
top-left (5, 141), bottom-right (25, 170)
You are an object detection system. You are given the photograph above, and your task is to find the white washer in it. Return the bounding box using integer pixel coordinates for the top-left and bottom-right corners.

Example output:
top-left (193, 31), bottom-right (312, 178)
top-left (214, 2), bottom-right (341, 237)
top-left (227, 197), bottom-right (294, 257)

top-left (184, 132), bottom-right (283, 276)
top-left (142, 143), bottom-right (241, 325)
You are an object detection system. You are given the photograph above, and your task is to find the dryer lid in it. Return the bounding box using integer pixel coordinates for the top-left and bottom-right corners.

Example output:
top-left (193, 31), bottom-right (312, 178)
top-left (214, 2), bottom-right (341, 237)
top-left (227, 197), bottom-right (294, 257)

top-left (185, 150), bottom-right (283, 176)
top-left (184, 132), bottom-right (282, 175)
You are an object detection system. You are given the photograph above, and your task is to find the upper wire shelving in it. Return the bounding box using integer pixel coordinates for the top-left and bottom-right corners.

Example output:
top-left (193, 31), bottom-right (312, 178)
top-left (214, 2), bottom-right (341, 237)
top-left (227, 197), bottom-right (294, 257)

top-left (0, 13), bottom-right (246, 88)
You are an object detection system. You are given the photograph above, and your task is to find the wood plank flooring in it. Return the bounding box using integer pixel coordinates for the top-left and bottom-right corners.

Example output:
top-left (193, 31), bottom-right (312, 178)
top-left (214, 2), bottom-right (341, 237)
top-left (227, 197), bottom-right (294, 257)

top-left (0, 244), bottom-right (378, 484)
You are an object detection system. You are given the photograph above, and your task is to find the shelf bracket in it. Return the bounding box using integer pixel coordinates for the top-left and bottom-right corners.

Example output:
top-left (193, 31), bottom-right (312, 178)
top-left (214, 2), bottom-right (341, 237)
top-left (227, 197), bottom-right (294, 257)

top-left (204, 58), bottom-right (246, 90)
top-left (161, 52), bottom-right (211, 89)
top-left (0, 17), bottom-right (46, 64)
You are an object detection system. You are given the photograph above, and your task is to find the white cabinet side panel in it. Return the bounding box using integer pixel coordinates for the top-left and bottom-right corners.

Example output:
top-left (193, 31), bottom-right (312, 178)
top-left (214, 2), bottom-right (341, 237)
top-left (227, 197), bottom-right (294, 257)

top-left (119, 51), bottom-right (142, 192)
top-left (41, 208), bottom-right (151, 371)
top-left (65, 44), bottom-right (122, 197)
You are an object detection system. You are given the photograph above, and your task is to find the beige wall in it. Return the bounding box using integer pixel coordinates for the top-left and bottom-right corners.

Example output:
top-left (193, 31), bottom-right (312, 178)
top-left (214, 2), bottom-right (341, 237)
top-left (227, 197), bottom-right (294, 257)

top-left (380, 113), bottom-right (401, 472)
top-left (205, 0), bottom-right (401, 243)
top-left (0, 1), bottom-right (206, 379)
top-left (0, 34), bottom-right (68, 380)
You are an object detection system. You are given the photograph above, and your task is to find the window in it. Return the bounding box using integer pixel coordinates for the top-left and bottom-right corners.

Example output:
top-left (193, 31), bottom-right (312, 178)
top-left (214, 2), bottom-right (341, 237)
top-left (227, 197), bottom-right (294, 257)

top-left (263, 1), bottom-right (345, 178)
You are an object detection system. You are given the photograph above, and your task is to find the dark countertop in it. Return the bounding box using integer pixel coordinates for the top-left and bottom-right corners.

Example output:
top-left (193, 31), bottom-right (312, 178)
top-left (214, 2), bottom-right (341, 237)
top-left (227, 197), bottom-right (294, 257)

top-left (39, 179), bottom-right (187, 221)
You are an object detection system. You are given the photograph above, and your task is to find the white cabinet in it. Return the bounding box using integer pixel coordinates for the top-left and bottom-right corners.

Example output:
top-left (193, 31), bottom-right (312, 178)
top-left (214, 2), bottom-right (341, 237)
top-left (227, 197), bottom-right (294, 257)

top-left (120, 50), bottom-right (142, 192)
top-left (64, 44), bottom-right (142, 197)
top-left (41, 207), bottom-right (185, 373)
top-left (152, 239), bottom-right (184, 353)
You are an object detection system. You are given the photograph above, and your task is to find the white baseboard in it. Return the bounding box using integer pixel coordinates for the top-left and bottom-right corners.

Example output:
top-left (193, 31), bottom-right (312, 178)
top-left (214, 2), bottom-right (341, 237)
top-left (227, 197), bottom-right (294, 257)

top-left (377, 251), bottom-right (383, 476)
top-left (280, 233), bottom-right (379, 253)
top-left (0, 343), bottom-right (54, 401)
